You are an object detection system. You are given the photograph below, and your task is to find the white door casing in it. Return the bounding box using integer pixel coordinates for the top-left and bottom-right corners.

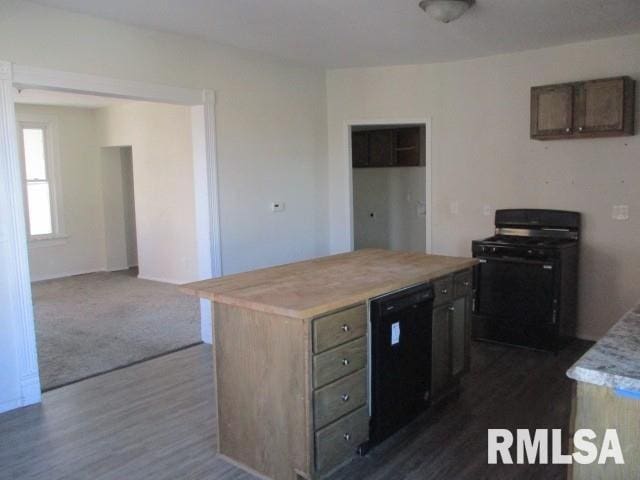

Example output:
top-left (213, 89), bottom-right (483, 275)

top-left (344, 117), bottom-right (433, 253)
top-left (0, 61), bottom-right (41, 411)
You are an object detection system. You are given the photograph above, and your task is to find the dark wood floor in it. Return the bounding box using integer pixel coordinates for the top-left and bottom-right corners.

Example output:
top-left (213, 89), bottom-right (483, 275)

top-left (0, 340), bottom-right (590, 480)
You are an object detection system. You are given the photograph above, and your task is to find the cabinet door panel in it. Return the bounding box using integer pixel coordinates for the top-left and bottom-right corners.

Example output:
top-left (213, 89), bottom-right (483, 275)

top-left (395, 127), bottom-right (421, 166)
top-left (531, 84), bottom-right (573, 138)
top-left (431, 304), bottom-right (451, 400)
top-left (578, 78), bottom-right (625, 133)
top-left (368, 130), bottom-right (395, 167)
top-left (351, 131), bottom-right (369, 168)
top-left (451, 297), bottom-right (467, 377)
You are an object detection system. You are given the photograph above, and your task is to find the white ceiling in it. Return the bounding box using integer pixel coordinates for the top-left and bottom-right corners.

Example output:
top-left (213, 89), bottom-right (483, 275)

top-left (14, 88), bottom-right (131, 108)
top-left (32, 0), bottom-right (640, 68)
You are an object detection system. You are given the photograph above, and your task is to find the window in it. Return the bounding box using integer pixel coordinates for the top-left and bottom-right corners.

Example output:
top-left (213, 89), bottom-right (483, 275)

top-left (18, 119), bottom-right (64, 240)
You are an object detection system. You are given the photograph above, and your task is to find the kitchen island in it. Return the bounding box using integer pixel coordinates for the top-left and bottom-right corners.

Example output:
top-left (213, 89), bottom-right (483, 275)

top-left (182, 249), bottom-right (477, 479)
top-left (567, 302), bottom-right (640, 479)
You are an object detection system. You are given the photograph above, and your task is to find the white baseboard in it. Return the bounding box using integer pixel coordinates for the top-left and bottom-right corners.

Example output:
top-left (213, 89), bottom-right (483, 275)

top-left (104, 264), bottom-right (130, 272)
top-left (30, 267), bottom-right (106, 282)
top-left (137, 274), bottom-right (186, 285)
top-left (20, 373), bottom-right (41, 407)
top-left (0, 397), bottom-right (23, 415)
top-left (575, 332), bottom-right (598, 342)
top-left (0, 374), bottom-right (41, 414)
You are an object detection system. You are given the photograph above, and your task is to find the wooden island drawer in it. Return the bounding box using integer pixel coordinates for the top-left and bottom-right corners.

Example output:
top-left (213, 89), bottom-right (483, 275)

top-left (315, 406), bottom-right (369, 473)
top-left (314, 369), bottom-right (366, 429)
top-left (433, 276), bottom-right (454, 306)
top-left (313, 304), bottom-right (366, 353)
top-left (313, 337), bottom-right (366, 389)
top-left (454, 270), bottom-right (472, 297)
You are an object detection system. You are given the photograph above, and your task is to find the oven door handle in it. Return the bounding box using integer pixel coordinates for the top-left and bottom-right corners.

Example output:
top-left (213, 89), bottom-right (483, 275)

top-left (476, 256), bottom-right (554, 269)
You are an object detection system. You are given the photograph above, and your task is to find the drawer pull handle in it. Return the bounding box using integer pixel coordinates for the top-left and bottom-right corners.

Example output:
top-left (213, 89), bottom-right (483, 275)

top-left (441, 288), bottom-right (448, 295)
top-left (341, 393), bottom-right (350, 402)
top-left (341, 358), bottom-right (350, 366)
top-left (343, 433), bottom-right (351, 441)
top-left (341, 324), bottom-right (350, 333)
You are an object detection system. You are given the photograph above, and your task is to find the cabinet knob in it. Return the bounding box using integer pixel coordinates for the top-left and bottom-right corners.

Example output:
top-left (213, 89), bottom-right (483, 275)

top-left (341, 324), bottom-right (350, 333)
top-left (441, 288), bottom-right (448, 295)
top-left (578, 126), bottom-right (584, 132)
top-left (448, 305), bottom-right (455, 312)
top-left (341, 358), bottom-right (350, 366)
top-left (565, 127), bottom-right (571, 133)
top-left (463, 281), bottom-right (470, 287)
top-left (343, 433), bottom-right (351, 441)
top-left (341, 393), bottom-right (350, 402)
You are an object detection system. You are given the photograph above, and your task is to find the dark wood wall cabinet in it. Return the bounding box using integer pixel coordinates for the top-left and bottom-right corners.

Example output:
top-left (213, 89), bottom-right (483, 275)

top-left (352, 126), bottom-right (424, 167)
top-left (531, 76), bottom-right (635, 140)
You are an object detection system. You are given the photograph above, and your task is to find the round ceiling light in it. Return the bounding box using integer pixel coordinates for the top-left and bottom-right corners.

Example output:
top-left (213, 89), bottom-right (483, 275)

top-left (418, 0), bottom-right (475, 23)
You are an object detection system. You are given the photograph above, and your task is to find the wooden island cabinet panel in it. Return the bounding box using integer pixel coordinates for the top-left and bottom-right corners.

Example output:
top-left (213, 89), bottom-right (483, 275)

top-left (531, 76), bottom-right (635, 140)
top-left (213, 303), bottom-right (312, 480)
top-left (182, 250), bottom-right (478, 479)
top-left (431, 279), bottom-right (471, 404)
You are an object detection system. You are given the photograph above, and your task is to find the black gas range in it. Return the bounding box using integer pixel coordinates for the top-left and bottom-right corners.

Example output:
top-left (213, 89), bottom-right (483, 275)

top-left (471, 209), bottom-right (580, 351)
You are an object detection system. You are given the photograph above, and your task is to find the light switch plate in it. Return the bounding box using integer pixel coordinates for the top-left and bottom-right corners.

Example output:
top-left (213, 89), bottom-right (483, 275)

top-left (612, 205), bottom-right (629, 221)
top-left (450, 201), bottom-right (459, 215)
top-left (483, 205), bottom-right (492, 216)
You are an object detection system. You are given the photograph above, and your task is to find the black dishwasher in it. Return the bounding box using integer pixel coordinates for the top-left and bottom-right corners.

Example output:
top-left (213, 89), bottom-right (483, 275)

top-left (367, 282), bottom-right (434, 448)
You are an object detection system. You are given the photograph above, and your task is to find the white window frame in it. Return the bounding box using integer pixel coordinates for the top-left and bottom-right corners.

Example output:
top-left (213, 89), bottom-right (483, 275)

top-left (17, 113), bottom-right (66, 245)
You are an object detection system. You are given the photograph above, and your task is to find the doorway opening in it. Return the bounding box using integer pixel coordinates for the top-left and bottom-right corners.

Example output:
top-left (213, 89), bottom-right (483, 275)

top-left (0, 62), bottom-right (220, 409)
top-left (14, 90), bottom-right (207, 391)
top-left (349, 122), bottom-right (431, 253)
top-left (101, 146), bottom-right (138, 272)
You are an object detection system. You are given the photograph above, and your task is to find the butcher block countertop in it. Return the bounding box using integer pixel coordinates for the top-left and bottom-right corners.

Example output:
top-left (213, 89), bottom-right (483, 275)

top-left (181, 249), bottom-right (478, 319)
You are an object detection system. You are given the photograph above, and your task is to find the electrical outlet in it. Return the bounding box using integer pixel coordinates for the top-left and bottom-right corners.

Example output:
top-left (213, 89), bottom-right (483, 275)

top-left (270, 202), bottom-right (285, 212)
top-left (483, 205), bottom-right (492, 216)
top-left (612, 205), bottom-right (629, 221)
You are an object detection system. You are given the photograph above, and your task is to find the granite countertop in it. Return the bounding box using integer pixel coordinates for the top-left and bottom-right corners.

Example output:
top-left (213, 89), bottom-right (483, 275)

top-left (181, 249), bottom-right (477, 319)
top-left (567, 303), bottom-right (640, 391)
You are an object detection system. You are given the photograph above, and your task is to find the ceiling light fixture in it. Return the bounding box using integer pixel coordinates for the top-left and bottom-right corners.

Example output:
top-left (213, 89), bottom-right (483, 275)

top-left (419, 0), bottom-right (475, 23)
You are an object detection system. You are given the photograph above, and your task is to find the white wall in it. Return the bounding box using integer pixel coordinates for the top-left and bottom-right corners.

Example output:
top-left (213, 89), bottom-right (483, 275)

top-left (16, 104), bottom-right (105, 281)
top-left (327, 33), bottom-right (640, 340)
top-left (0, 1), bottom-right (329, 275)
top-left (0, 0), bottom-right (328, 411)
top-left (353, 167), bottom-right (426, 252)
top-left (96, 102), bottom-right (198, 284)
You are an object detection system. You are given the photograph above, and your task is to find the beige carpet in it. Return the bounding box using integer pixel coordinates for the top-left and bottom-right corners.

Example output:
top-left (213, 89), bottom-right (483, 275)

top-left (32, 269), bottom-right (200, 391)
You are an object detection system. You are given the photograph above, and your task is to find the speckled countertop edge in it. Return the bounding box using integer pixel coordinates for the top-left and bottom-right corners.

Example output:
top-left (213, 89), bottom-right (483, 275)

top-left (567, 303), bottom-right (640, 391)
